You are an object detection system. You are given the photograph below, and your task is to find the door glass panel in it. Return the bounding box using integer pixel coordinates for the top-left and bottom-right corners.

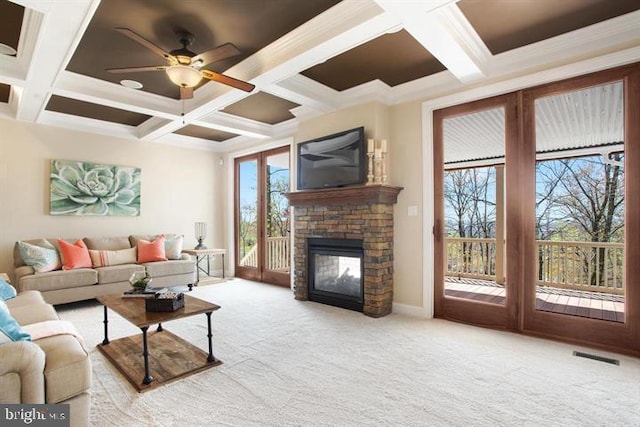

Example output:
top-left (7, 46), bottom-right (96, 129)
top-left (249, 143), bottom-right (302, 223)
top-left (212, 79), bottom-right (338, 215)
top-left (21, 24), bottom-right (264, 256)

top-left (534, 81), bottom-right (625, 322)
top-left (265, 151), bottom-right (290, 274)
top-left (238, 159), bottom-right (258, 268)
top-left (442, 107), bottom-right (506, 305)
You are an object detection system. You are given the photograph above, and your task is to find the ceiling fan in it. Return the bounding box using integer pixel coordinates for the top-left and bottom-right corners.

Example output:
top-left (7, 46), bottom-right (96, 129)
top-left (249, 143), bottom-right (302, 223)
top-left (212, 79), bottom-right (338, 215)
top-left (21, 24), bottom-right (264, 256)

top-left (106, 28), bottom-right (255, 99)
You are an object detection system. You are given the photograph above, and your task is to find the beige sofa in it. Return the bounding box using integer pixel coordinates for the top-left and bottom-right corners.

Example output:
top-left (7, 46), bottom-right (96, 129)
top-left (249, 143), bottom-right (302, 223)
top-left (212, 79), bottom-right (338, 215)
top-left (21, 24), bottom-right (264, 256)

top-left (14, 234), bottom-right (196, 305)
top-left (0, 289), bottom-right (91, 427)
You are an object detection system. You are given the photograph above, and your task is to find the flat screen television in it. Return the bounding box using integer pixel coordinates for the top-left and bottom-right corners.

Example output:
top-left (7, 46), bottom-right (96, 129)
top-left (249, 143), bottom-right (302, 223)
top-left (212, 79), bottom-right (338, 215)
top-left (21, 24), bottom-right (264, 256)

top-left (297, 126), bottom-right (366, 190)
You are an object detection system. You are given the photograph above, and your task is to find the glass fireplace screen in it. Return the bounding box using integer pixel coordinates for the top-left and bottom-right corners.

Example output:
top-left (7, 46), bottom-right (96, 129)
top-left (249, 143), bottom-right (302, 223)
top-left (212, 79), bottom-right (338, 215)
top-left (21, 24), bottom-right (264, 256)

top-left (313, 254), bottom-right (362, 297)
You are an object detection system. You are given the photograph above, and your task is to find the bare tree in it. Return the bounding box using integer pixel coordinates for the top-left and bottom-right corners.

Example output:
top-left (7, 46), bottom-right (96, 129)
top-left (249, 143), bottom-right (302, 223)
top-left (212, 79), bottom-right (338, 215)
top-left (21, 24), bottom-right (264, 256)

top-left (444, 166), bottom-right (496, 275)
top-left (536, 153), bottom-right (624, 285)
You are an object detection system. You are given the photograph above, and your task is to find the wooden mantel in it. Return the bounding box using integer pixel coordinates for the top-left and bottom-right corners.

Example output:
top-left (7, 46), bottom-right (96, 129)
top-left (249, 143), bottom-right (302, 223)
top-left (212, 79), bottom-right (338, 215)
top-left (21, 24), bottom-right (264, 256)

top-left (285, 184), bottom-right (403, 206)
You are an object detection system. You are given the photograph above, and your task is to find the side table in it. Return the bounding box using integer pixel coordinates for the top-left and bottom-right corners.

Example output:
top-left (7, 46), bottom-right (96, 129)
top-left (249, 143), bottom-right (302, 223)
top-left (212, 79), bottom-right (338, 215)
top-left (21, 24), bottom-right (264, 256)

top-left (182, 249), bottom-right (226, 283)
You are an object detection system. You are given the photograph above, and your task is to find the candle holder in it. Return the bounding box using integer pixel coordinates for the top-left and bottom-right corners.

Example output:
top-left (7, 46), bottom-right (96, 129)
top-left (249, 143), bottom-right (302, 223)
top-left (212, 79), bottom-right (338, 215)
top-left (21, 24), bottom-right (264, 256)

top-left (374, 153), bottom-right (382, 184)
top-left (367, 152), bottom-right (375, 184)
top-left (381, 151), bottom-right (387, 184)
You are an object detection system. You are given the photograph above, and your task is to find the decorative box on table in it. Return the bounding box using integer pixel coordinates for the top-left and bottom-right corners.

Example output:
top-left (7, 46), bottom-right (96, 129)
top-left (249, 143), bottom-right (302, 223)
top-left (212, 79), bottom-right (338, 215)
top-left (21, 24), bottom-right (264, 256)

top-left (145, 292), bottom-right (185, 312)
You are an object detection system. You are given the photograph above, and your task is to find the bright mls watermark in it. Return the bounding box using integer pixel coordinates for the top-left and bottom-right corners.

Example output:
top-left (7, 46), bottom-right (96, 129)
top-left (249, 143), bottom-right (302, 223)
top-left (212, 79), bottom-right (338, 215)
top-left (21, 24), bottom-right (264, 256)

top-left (1, 404), bottom-right (69, 426)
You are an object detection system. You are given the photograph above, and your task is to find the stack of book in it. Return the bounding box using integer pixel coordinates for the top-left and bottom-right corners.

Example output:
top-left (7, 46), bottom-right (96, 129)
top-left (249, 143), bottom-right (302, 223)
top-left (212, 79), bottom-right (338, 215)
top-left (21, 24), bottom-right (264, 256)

top-left (123, 287), bottom-right (169, 298)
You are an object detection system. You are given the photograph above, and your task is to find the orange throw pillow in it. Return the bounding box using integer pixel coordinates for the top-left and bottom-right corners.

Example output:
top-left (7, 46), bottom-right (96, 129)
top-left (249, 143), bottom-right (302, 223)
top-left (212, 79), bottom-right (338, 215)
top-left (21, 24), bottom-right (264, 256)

top-left (57, 239), bottom-right (92, 270)
top-left (137, 235), bottom-right (168, 263)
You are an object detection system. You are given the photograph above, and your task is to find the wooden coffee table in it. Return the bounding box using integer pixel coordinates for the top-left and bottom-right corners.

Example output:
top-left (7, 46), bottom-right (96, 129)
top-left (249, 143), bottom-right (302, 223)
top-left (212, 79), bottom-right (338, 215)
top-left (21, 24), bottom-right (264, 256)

top-left (97, 294), bottom-right (222, 392)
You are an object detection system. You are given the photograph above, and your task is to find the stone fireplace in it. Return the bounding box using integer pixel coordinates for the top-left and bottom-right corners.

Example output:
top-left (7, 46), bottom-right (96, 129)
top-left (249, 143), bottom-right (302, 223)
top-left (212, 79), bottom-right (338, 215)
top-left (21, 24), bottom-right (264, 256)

top-left (286, 185), bottom-right (402, 317)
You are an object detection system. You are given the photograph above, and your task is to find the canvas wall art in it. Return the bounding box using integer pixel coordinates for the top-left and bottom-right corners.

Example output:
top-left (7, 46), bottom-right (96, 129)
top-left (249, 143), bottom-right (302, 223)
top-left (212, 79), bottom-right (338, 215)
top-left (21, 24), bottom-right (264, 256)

top-left (50, 159), bottom-right (141, 216)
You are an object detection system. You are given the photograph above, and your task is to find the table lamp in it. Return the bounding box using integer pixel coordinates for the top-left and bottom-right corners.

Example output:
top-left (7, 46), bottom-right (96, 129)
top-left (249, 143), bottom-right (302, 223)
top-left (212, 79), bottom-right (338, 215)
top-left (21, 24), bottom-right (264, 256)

top-left (195, 222), bottom-right (207, 249)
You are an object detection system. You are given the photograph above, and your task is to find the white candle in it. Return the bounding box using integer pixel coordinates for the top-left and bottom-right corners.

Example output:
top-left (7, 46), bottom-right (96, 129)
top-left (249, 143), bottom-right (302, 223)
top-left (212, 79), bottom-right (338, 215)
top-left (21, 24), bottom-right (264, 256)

top-left (374, 148), bottom-right (382, 159)
top-left (381, 139), bottom-right (387, 153)
top-left (367, 138), bottom-right (374, 154)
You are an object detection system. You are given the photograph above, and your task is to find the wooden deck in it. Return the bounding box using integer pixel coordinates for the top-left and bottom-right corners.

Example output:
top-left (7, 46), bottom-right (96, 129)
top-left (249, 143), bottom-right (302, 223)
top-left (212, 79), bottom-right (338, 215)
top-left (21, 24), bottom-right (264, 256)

top-left (445, 277), bottom-right (624, 323)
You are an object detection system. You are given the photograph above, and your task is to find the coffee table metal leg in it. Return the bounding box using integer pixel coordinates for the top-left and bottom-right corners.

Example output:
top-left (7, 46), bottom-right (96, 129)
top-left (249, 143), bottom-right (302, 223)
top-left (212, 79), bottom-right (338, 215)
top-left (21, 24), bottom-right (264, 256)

top-left (102, 305), bottom-right (109, 345)
top-left (206, 311), bottom-right (215, 363)
top-left (141, 326), bottom-right (153, 384)
top-left (157, 323), bottom-right (163, 332)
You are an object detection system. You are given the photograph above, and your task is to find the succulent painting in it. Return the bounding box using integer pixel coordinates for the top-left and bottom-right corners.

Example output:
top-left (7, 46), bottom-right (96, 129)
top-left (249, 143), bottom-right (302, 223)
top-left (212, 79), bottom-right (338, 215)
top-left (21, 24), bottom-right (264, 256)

top-left (50, 160), bottom-right (141, 216)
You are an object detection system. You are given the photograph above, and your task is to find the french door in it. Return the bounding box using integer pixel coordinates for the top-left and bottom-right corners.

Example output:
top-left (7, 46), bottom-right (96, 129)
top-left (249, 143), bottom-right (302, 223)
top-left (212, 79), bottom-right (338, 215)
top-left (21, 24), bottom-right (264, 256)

top-left (519, 65), bottom-right (639, 352)
top-left (234, 146), bottom-right (291, 286)
top-left (434, 93), bottom-right (519, 330)
top-left (434, 64), bottom-right (639, 353)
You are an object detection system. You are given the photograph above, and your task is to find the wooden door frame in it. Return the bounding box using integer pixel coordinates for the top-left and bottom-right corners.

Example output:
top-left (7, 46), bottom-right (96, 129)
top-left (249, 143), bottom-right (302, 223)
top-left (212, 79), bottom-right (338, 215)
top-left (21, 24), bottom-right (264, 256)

top-left (234, 153), bottom-right (261, 282)
top-left (434, 92), bottom-right (519, 330)
top-left (520, 63), bottom-right (639, 354)
top-left (260, 145), bottom-right (291, 287)
top-left (434, 63), bottom-right (639, 355)
top-left (234, 146), bottom-right (291, 287)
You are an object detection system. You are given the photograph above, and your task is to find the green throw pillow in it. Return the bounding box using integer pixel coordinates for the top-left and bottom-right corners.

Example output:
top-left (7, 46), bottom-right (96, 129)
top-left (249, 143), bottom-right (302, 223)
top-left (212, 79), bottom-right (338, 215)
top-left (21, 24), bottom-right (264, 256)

top-left (17, 240), bottom-right (61, 273)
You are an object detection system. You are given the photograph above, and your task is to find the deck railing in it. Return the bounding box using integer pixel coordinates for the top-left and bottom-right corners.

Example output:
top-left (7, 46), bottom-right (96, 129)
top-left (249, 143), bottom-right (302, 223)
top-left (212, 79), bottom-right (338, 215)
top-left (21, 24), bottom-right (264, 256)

top-left (446, 237), bottom-right (497, 280)
top-left (445, 237), bottom-right (624, 294)
top-left (239, 236), bottom-right (289, 271)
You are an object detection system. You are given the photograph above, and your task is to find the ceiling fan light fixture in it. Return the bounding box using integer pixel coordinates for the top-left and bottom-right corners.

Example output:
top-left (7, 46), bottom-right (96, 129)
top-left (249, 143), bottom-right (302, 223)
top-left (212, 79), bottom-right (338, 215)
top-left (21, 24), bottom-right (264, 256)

top-left (166, 65), bottom-right (202, 88)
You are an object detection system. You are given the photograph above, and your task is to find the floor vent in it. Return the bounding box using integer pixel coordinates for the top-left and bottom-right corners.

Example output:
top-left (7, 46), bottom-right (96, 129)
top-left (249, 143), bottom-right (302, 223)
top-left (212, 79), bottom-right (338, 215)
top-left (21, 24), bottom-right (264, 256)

top-left (573, 351), bottom-right (620, 365)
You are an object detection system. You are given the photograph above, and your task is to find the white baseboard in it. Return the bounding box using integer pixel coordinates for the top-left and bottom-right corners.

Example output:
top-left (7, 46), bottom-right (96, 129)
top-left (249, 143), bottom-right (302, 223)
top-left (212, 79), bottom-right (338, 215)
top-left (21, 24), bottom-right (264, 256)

top-left (392, 302), bottom-right (428, 318)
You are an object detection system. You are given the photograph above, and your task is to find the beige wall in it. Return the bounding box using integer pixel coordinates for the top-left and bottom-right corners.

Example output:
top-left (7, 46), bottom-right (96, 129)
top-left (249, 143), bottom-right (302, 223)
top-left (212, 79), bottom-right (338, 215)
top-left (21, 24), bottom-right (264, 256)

top-left (389, 101), bottom-right (423, 308)
top-left (296, 101), bottom-right (390, 143)
top-left (295, 101), bottom-right (424, 310)
top-left (0, 119), bottom-right (224, 278)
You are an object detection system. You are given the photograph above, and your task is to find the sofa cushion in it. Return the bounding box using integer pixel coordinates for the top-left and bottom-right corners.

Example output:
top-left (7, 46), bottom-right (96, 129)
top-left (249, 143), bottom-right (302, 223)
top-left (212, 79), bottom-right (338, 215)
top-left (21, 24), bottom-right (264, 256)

top-left (89, 247), bottom-right (137, 267)
top-left (36, 334), bottom-right (91, 404)
top-left (16, 240), bottom-right (61, 273)
top-left (137, 236), bottom-right (168, 263)
top-left (5, 291), bottom-right (45, 309)
top-left (143, 260), bottom-right (195, 277)
top-left (83, 236), bottom-right (132, 251)
top-left (0, 300), bottom-right (31, 343)
top-left (9, 303), bottom-right (59, 326)
top-left (18, 269), bottom-right (97, 292)
top-left (58, 240), bottom-right (92, 270)
top-left (96, 264), bottom-right (145, 284)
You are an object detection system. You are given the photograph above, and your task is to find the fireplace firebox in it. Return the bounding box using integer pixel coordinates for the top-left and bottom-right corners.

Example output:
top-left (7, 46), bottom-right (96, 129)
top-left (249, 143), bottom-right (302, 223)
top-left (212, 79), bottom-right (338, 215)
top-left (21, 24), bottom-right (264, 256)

top-left (308, 238), bottom-right (364, 312)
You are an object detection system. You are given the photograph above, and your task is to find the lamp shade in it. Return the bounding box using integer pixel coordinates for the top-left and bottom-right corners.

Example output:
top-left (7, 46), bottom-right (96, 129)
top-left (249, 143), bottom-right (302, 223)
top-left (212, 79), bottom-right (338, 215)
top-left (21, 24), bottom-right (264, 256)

top-left (166, 65), bottom-right (202, 88)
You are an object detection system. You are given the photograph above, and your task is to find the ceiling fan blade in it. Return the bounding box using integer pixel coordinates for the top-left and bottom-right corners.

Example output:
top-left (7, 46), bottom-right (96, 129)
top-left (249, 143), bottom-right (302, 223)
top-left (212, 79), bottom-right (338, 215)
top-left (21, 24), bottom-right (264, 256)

top-left (180, 86), bottom-right (194, 99)
top-left (191, 43), bottom-right (241, 67)
top-left (115, 28), bottom-right (175, 62)
top-left (201, 69), bottom-right (254, 92)
top-left (106, 65), bottom-right (167, 73)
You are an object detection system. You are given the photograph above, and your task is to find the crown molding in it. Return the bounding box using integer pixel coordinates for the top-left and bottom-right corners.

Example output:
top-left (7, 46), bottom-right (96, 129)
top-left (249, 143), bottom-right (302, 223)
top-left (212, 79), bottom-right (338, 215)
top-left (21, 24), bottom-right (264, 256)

top-left (192, 111), bottom-right (273, 139)
top-left (289, 105), bottom-right (323, 121)
top-left (238, 0), bottom-right (389, 85)
top-left (488, 11), bottom-right (640, 77)
top-left (54, 71), bottom-right (181, 120)
top-left (155, 132), bottom-right (221, 152)
top-left (0, 7), bottom-right (44, 86)
top-left (340, 79), bottom-right (394, 108)
top-left (441, 3), bottom-right (492, 71)
top-left (38, 109), bottom-right (138, 140)
top-left (265, 74), bottom-right (340, 113)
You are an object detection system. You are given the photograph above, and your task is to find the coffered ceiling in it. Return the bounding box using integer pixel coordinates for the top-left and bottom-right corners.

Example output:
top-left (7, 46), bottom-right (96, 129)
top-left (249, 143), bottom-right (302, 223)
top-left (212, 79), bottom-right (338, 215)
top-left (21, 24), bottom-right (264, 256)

top-left (0, 0), bottom-right (638, 151)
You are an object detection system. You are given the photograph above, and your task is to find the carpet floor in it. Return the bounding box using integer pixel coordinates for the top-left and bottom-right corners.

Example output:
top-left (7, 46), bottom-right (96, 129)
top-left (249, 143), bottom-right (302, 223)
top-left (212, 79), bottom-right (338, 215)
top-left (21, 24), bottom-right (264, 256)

top-left (56, 279), bottom-right (640, 427)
